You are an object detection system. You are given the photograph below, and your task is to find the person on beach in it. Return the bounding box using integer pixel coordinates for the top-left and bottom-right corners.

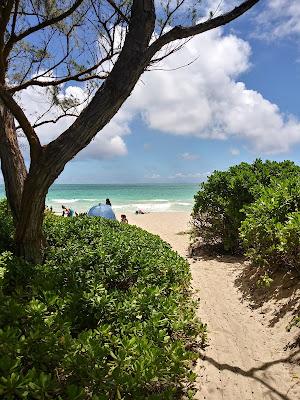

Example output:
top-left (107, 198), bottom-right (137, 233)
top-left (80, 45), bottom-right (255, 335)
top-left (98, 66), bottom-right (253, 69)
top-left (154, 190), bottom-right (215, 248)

top-left (121, 214), bottom-right (128, 223)
top-left (62, 205), bottom-right (74, 217)
top-left (106, 198), bottom-right (112, 206)
top-left (135, 209), bottom-right (145, 214)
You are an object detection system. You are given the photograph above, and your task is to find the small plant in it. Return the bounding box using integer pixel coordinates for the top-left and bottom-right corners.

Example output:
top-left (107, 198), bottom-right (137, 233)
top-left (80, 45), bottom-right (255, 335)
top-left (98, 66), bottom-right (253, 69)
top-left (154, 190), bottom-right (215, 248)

top-left (287, 316), bottom-right (300, 332)
top-left (256, 272), bottom-right (273, 288)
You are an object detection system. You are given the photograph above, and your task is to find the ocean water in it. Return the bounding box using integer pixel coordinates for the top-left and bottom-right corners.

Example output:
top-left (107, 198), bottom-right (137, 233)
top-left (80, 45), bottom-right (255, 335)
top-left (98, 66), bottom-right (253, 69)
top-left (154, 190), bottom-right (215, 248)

top-left (0, 184), bottom-right (199, 214)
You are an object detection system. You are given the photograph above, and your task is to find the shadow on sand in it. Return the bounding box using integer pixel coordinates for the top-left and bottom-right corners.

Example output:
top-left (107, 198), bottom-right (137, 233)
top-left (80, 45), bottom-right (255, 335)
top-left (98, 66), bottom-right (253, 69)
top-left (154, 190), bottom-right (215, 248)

top-left (201, 349), bottom-right (300, 400)
top-left (234, 263), bottom-right (300, 328)
top-left (189, 241), bottom-right (300, 349)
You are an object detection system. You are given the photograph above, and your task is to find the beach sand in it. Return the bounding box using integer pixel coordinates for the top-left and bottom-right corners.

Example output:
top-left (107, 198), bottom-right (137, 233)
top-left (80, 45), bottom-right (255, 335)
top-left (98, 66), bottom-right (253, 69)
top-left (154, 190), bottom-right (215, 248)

top-left (125, 212), bottom-right (300, 400)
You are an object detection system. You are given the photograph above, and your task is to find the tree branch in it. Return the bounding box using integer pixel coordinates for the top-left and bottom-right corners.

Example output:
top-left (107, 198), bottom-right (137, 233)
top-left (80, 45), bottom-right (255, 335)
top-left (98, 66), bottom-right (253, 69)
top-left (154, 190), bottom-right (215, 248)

top-left (0, 0), bottom-right (15, 82)
top-left (148, 0), bottom-right (260, 58)
top-left (32, 113), bottom-right (79, 129)
top-left (9, 53), bottom-right (114, 93)
top-left (158, 0), bottom-right (185, 37)
top-left (44, 0), bottom-right (156, 168)
top-left (4, 0), bottom-right (84, 59)
top-left (0, 1), bottom-right (14, 39)
top-left (10, 0), bottom-right (20, 37)
top-left (106, 0), bottom-right (129, 24)
top-left (0, 85), bottom-right (41, 158)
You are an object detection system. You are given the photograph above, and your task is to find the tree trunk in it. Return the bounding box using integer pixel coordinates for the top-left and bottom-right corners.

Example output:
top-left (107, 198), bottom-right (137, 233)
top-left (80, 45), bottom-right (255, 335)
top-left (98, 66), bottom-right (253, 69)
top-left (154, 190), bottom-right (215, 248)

top-left (14, 168), bottom-right (48, 264)
top-left (0, 101), bottom-right (47, 264)
top-left (0, 100), bottom-right (27, 222)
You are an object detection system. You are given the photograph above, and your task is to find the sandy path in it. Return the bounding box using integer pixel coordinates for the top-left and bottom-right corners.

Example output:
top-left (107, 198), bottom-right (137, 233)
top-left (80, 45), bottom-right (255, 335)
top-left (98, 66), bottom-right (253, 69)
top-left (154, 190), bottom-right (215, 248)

top-left (127, 212), bottom-right (300, 400)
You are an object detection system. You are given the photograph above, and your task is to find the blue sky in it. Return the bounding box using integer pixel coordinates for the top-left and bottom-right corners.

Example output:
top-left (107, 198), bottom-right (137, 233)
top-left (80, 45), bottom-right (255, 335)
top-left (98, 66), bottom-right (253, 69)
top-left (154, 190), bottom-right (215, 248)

top-left (13, 1), bottom-right (300, 184)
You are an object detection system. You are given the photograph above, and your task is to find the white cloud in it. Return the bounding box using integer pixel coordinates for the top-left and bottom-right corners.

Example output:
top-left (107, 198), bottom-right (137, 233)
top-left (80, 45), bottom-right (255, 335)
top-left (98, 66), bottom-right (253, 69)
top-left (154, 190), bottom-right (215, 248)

top-left (168, 172), bottom-right (210, 179)
top-left (125, 28), bottom-right (300, 154)
top-left (145, 173), bottom-right (161, 179)
top-left (18, 84), bottom-right (131, 160)
top-left (255, 0), bottom-right (300, 38)
top-left (180, 152), bottom-right (199, 160)
top-left (144, 171), bottom-right (209, 181)
top-left (18, 19), bottom-right (300, 159)
top-left (230, 147), bottom-right (240, 156)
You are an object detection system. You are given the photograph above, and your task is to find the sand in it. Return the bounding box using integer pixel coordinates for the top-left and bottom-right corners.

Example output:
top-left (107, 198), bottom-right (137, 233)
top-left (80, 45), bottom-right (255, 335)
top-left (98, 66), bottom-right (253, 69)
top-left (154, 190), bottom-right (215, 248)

top-left (124, 212), bottom-right (300, 400)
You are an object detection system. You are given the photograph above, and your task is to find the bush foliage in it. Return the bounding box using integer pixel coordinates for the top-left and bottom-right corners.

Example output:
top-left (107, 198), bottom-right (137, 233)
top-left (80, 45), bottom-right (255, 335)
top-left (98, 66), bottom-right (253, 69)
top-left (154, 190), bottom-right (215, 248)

top-left (0, 210), bottom-right (206, 399)
top-left (192, 159), bottom-right (300, 253)
top-left (240, 178), bottom-right (300, 272)
top-left (0, 200), bottom-right (14, 252)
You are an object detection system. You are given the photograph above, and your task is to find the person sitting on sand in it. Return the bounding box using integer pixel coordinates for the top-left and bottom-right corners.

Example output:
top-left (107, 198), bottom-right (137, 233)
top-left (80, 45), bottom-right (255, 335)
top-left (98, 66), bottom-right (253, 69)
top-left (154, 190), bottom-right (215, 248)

top-left (106, 198), bottom-right (112, 206)
top-left (135, 209), bottom-right (145, 214)
top-left (121, 214), bottom-right (128, 223)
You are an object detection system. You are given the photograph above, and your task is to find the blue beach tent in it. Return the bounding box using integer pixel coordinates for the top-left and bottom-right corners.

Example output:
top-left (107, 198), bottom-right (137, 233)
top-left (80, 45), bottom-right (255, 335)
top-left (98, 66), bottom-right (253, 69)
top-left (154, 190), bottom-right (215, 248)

top-left (87, 203), bottom-right (116, 220)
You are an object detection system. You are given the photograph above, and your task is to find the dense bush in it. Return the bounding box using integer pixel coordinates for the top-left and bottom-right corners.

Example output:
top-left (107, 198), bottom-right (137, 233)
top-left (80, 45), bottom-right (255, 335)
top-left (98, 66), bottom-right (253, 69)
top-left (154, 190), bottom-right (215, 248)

top-left (0, 211), bottom-right (206, 399)
top-left (240, 178), bottom-right (300, 272)
top-left (192, 159), bottom-right (300, 253)
top-left (0, 200), bottom-right (14, 252)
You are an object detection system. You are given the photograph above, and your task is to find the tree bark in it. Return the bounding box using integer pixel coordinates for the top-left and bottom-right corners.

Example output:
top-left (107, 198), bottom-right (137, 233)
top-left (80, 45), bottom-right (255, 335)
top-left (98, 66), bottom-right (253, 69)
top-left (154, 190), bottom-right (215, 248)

top-left (0, 99), bottom-right (27, 222)
top-left (14, 160), bottom-right (51, 264)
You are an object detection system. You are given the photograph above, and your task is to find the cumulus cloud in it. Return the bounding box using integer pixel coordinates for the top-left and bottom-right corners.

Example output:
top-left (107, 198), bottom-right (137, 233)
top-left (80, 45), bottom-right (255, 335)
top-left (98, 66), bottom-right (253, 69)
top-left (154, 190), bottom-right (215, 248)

top-left (18, 17), bottom-right (300, 159)
top-left (255, 0), bottom-right (300, 39)
top-left (125, 28), bottom-right (300, 154)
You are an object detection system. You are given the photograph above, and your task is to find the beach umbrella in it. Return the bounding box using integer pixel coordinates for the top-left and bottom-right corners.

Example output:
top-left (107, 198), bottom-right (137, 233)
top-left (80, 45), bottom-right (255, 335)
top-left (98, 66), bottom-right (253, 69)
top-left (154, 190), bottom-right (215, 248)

top-left (87, 203), bottom-right (116, 220)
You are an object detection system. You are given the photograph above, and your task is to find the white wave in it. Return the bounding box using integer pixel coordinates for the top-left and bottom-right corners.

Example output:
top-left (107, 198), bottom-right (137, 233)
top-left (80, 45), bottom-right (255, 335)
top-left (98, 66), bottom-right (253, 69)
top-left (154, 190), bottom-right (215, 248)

top-left (112, 204), bottom-right (130, 209)
top-left (51, 198), bottom-right (100, 203)
top-left (148, 199), bottom-right (169, 202)
top-left (51, 198), bottom-right (79, 203)
top-left (113, 202), bottom-right (173, 212)
top-left (81, 198), bottom-right (99, 202)
top-left (48, 200), bottom-right (193, 213)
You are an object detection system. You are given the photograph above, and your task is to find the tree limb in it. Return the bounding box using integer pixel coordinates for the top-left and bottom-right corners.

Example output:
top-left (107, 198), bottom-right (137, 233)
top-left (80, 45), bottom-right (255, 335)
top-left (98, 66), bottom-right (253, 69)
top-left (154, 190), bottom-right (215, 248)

top-left (44, 0), bottom-right (156, 168)
top-left (147, 0), bottom-right (260, 58)
top-left (106, 0), bottom-right (129, 24)
top-left (10, 0), bottom-right (20, 37)
top-left (0, 1), bottom-right (14, 39)
top-left (32, 112), bottom-right (79, 129)
top-left (0, 0), bottom-right (15, 82)
top-left (0, 85), bottom-right (42, 158)
top-left (158, 0), bottom-right (185, 37)
top-left (9, 49), bottom-right (115, 93)
top-left (4, 0), bottom-right (84, 60)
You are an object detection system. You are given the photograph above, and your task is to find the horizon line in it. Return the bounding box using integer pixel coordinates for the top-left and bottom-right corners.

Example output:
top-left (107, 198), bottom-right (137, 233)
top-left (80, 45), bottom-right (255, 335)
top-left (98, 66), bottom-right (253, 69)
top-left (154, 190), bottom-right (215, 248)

top-left (0, 182), bottom-right (201, 186)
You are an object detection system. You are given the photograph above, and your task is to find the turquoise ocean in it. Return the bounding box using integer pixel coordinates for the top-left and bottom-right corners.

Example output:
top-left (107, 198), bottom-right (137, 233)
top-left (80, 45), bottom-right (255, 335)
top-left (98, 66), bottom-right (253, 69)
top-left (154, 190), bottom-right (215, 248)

top-left (0, 184), bottom-right (199, 214)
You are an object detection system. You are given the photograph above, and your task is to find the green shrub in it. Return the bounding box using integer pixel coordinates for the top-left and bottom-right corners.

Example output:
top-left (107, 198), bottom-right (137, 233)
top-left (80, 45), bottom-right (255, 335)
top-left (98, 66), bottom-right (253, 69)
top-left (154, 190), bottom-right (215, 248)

top-left (0, 213), bottom-right (206, 399)
top-left (192, 159), bottom-right (300, 253)
top-left (0, 200), bottom-right (14, 252)
top-left (240, 178), bottom-right (300, 272)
